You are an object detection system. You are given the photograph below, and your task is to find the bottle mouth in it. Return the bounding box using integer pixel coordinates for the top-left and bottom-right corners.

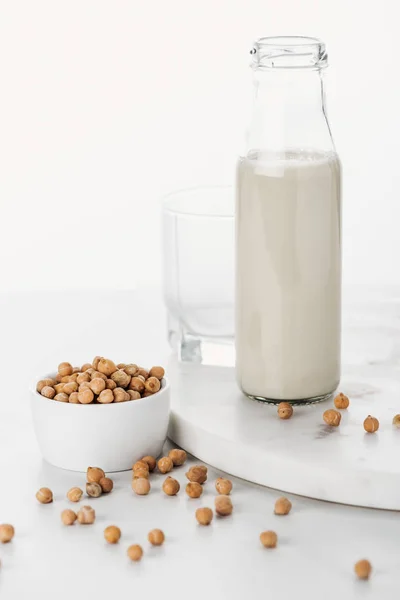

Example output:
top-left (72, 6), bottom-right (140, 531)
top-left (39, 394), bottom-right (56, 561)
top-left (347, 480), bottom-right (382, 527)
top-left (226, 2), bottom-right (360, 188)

top-left (251, 36), bottom-right (327, 70)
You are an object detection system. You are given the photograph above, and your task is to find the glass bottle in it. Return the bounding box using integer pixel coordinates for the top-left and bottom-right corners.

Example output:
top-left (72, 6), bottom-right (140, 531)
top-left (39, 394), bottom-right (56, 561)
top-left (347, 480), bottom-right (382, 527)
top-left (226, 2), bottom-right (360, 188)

top-left (235, 36), bottom-right (341, 404)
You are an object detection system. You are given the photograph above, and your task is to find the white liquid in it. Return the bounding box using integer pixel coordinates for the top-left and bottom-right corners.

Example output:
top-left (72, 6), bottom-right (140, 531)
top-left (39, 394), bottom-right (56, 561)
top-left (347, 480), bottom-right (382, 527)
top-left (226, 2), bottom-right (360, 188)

top-left (236, 150), bottom-right (341, 401)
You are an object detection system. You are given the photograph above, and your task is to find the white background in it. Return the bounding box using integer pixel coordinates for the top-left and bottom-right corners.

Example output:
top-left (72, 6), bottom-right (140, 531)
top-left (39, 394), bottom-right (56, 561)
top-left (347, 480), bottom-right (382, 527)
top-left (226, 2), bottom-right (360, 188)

top-left (0, 0), bottom-right (398, 292)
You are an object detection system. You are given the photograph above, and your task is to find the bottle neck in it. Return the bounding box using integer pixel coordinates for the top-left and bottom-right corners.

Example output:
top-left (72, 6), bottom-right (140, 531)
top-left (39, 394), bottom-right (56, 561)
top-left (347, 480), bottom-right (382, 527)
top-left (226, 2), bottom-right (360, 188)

top-left (246, 68), bottom-right (334, 157)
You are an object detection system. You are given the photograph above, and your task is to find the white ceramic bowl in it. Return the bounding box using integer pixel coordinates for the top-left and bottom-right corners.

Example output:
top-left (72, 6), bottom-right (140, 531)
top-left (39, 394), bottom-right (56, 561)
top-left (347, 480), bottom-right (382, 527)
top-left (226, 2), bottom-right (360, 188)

top-left (31, 374), bottom-right (170, 472)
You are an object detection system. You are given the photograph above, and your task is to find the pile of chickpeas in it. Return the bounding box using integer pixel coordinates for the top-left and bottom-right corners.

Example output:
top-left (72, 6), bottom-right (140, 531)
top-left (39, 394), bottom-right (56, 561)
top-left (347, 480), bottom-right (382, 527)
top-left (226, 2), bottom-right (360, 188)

top-left (36, 357), bottom-right (165, 404)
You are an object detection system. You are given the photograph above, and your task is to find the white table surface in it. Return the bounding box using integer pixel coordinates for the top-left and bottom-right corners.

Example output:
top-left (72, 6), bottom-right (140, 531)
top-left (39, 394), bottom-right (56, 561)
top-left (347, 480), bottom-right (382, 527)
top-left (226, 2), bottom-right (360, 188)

top-left (0, 287), bottom-right (399, 600)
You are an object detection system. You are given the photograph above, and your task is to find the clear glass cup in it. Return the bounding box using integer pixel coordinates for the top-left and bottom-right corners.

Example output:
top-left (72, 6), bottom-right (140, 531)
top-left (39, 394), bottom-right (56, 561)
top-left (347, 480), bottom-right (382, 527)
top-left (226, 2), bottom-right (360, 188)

top-left (162, 186), bottom-right (234, 366)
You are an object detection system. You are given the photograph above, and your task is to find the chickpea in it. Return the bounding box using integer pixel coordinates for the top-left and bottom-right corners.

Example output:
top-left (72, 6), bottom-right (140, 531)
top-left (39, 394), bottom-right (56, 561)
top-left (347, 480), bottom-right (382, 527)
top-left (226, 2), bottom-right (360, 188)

top-left (58, 362), bottom-right (73, 377)
top-left (133, 460), bottom-right (150, 473)
top-left (149, 366), bottom-right (165, 380)
top-left (77, 506), bottom-right (95, 524)
top-left (99, 477), bottom-right (114, 493)
top-left (61, 375), bottom-right (73, 383)
top-left (86, 482), bottom-right (102, 498)
top-left (393, 414), bottom-right (400, 428)
top-left (77, 372), bottom-right (91, 385)
top-left (78, 388), bottom-right (94, 404)
top-left (127, 544), bottom-right (143, 561)
top-left (63, 381), bottom-right (78, 395)
top-left (158, 457), bottom-right (173, 474)
top-left (186, 465), bottom-right (207, 484)
top-left (364, 415), bottom-right (379, 433)
top-left (79, 382), bottom-right (91, 391)
top-left (106, 379), bottom-right (117, 390)
top-left (111, 370), bottom-right (131, 388)
top-left (97, 358), bottom-right (117, 377)
top-left (186, 482), bottom-right (203, 498)
top-left (323, 409), bottom-right (341, 427)
top-left (90, 377), bottom-right (106, 395)
top-left (127, 390), bottom-right (141, 400)
top-left (334, 392), bottom-right (350, 409)
top-left (260, 531), bottom-right (277, 548)
top-left (92, 356), bottom-right (102, 369)
top-left (133, 469), bottom-right (149, 479)
top-left (117, 363), bottom-right (126, 369)
top-left (124, 364), bottom-right (139, 377)
top-left (36, 487), bottom-right (53, 504)
top-left (113, 387), bottom-right (129, 403)
top-left (81, 363), bottom-right (92, 372)
top-left (215, 478), bottom-right (232, 495)
top-left (54, 383), bottom-right (65, 394)
top-left (132, 477), bottom-right (151, 495)
top-left (215, 495), bottom-right (233, 516)
top-left (277, 402), bottom-right (293, 420)
top-left (73, 367), bottom-right (80, 374)
top-left (136, 368), bottom-right (149, 380)
top-left (168, 449), bottom-right (187, 466)
top-left (274, 497), bottom-right (292, 515)
top-left (144, 377), bottom-right (161, 394)
top-left (36, 379), bottom-right (56, 393)
top-left (61, 509), bottom-right (77, 526)
top-left (98, 389), bottom-right (114, 404)
top-left (87, 467), bottom-right (105, 483)
top-left (104, 525), bottom-right (121, 544)
top-left (148, 529), bottom-right (165, 546)
top-left (41, 386), bottom-right (56, 399)
top-left (54, 392), bottom-right (69, 403)
top-left (67, 487), bottom-right (83, 502)
top-left (195, 508), bottom-right (213, 526)
top-left (91, 370), bottom-right (107, 381)
top-left (54, 373), bottom-right (63, 383)
top-left (163, 477), bottom-right (180, 496)
top-left (142, 391), bottom-right (152, 397)
top-left (141, 456), bottom-right (156, 472)
top-left (69, 392), bottom-right (79, 404)
top-left (0, 524), bottom-right (15, 543)
top-left (129, 377), bottom-right (145, 393)
top-left (354, 559), bottom-right (372, 580)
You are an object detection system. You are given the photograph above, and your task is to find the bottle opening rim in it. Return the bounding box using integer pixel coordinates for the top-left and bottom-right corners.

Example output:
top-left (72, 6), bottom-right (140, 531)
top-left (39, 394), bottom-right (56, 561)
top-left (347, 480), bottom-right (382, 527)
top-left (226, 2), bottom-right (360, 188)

top-left (251, 36), bottom-right (328, 70)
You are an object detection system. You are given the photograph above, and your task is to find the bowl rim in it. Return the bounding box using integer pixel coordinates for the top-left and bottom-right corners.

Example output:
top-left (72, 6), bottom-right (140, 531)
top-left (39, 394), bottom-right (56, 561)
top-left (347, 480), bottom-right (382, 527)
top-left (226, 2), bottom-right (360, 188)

top-left (31, 373), bottom-right (169, 409)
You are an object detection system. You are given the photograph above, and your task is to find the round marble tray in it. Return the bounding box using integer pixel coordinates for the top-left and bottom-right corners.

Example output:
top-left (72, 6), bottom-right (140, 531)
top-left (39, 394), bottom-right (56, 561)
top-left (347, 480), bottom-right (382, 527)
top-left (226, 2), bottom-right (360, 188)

top-left (168, 291), bottom-right (400, 509)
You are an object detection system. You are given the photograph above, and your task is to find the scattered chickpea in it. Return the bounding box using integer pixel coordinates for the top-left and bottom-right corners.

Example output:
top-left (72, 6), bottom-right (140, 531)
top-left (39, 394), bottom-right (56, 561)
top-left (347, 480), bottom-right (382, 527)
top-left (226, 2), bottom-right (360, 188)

top-left (149, 366), bottom-right (165, 380)
top-left (78, 388), bottom-right (94, 404)
top-left (69, 392), bottom-right (79, 404)
top-left (163, 477), bottom-right (180, 496)
top-left (41, 386), bottom-right (56, 399)
top-left (86, 482), bottom-right (102, 498)
top-left (132, 477), bottom-right (151, 495)
top-left (186, 482), bottom-right (203, 498)
top-left (186, 465), bottom-right (207, 484)
top-left (58, 362), bottom-right (73, 377)
top-left (90, 377), bottom-right (106, 395)
top-left (36, 379), bottom-right (56, 393)
top-left (148, 529), bottom-right (165, 546)
top-left (260, 531), bottom-right (277, 548)
top-left (98, 389), bottom-right (114, 404)
top-left (392, 414), bottom-right (400, 428)
top-left (106, 378), bottom-right (117, 390)
top-left (97, 358), bottom-right (117, 377)
top-left (354, 559), bottom-right (372, 580)
top-left (364, 416), bottom-right (379, 433)
top-left (61, 509), bottom-right (77, 526)
top-left (133, 469), bottom-right (149, 480)
top-left (0, 524), bottom-right (15, 543)
top-left (277, 402), bottom-right (293, 420)
top-left (274, 497), bottom-right (292, 515)
top-left (87, 467), bottom-right (105, 483)
top-left (54, 392), bottom-right (69, 403)
top-left (36, 488), bottom-right (53, 504)
top-left (158, 457), bottom-right (174, 474)
top-left (81, 363), bottom-right (92, 372)
top-left (334, 392), bottom-right (350, 409)
top-left (195, 508), bottom-right (213, 526)
top-left (127, 544), bottom-right (143, 561)
top-left (323, 409), bottom-right (342, 427)
top-left (99, 477), bottom-right (114, 493)
top-left (111, 370), bottom-right (131, 388)
top-left (169, 449), bottom-right (187, 466)
top-left (129, 377), bottom-right (145, 393)
top-left (63, 382), bottom-right (78, 395)
top-left (127, 390), bottom-right (141, 400)
top-left (104, 525), bottom-right (121, 544)
top-left (215, 495), bottom-right (233, 516)
top-left (133, 460), bottom-right (150, 472)
top-left (77, 506), bottom-right (95, 524)
top-left (215, 477), bottom-right (232, 495)
top-left (141, 456), bottom-right (156, 472)
top-left (144, 377), bottom-right (161, 394)
top-left (67, 487), bottom-right (83, 502)
top-left (124, 364), bottom-right (139, 377)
